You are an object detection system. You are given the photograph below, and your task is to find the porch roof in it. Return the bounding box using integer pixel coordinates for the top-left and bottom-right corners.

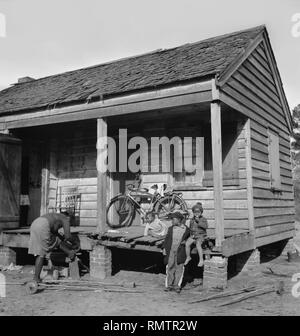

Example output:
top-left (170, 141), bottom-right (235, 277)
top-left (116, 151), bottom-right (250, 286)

top-left (0, 26), bottom-right (265, 116)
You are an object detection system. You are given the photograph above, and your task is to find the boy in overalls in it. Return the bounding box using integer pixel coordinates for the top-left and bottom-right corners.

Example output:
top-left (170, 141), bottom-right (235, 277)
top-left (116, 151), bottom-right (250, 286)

top-left (162, 211), bottom-right (190, 293)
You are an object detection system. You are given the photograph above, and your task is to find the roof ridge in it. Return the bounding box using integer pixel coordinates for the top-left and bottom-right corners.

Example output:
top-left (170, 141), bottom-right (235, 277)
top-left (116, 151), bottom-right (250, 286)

top-left (172, 25), bottom-right (266, 50)
top-left (10, 25), bottom-right (266, 87)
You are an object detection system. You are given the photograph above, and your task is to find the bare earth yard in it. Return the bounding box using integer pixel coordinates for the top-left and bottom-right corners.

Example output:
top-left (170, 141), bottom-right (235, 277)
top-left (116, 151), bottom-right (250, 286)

top-left (0, 253), bottom-right (300, 316)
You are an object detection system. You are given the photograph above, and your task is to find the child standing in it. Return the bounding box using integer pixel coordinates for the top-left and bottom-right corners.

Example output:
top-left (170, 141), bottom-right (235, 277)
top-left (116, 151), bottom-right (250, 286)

top-left (184, 202), bottom-right (208, 267)
top-left (162, 211), bottom-right (190, 293)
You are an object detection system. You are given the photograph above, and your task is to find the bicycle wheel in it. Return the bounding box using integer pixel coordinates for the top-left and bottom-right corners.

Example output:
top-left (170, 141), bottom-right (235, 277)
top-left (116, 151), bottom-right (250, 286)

top-left (154, 194), bottom-right (188, 220)
top-left (106, 195), bottom-right (134, 228)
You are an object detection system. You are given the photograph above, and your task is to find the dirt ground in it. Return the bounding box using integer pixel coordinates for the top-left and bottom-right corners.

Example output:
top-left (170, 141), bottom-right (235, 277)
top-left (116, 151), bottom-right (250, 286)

top-left (0, 252), bottom-right (300, 316)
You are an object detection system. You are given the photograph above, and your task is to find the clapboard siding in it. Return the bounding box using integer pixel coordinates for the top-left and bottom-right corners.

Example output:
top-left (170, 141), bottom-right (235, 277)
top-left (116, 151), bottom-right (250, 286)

top-left (250, 114), bottom-right (294, 245)
top-left (46, 124), bottom-right (98, 227)
top-left (180, 120), bottom-right (249, 232)
top-left (221, 42), bottom-right (295, 246)
top-left (182, 188), bottom-right (249, 231)
top-left (222, 44), bottom-right (289, 135)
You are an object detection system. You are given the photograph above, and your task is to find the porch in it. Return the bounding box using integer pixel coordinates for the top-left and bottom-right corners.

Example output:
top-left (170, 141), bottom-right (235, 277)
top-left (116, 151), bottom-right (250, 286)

top-left (0, 225), bottom-right (251, 257)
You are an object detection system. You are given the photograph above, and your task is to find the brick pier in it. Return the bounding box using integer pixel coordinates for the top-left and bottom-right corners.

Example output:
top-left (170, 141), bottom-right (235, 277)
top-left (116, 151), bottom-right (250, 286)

top-left (203, 256), bottom-right (228, 289)
top-left (89, 245), bottom-right (112, 279)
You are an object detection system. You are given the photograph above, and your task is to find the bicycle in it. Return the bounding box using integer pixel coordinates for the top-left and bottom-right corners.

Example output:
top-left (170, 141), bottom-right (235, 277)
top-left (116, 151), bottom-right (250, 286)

top-left (106, 175), bottom-right (188, 228)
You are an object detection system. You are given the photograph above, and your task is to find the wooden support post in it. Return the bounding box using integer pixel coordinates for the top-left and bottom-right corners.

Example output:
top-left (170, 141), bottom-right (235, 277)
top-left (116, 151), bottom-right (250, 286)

top-left (96, 118), bottom-right (108, 234)
top-left (40, 168), bottom-right (49, 215)
top-left (40, 141), bottom-right (50, 215)
top-left (211, 101), bottom-right (224, 247)
top-left (245, 118), bottom-right (255, 233)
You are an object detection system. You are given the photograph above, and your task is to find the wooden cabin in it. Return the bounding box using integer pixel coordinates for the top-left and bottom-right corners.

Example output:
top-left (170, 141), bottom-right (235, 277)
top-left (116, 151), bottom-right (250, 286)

top-left (0, 25), bottom-right (295, 287)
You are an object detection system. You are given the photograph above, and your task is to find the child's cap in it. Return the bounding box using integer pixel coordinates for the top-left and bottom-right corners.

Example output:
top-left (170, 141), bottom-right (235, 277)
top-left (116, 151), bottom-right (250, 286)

top-left (169, 211), bottom-right (185, 220)
top-left (192, 202), bottom-right (203, 212)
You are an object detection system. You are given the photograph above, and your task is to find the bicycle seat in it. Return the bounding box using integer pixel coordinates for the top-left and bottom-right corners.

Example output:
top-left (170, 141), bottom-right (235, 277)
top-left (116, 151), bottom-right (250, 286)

top-left (128, 185), bottom-right (153, 197)
top-left (128, 185), bottom-right (149, 192)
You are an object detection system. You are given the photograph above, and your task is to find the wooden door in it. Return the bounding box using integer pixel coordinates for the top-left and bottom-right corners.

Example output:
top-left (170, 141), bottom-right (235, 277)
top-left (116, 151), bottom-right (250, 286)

top-left (0, 134), bottom-right (22, 230)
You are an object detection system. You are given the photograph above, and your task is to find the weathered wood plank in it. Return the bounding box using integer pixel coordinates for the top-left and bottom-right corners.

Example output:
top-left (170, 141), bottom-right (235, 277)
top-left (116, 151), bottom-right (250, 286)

top-left (254, 207), bottom-right (295, 217)
top-left (254, 214), bottom-right (295, 228)
top-left (227, 78), bottom-right (287, 127)
top-left (253, 199), bottom-right (295, 208)
top-left (242, 59), bottom-right (278, 95)
top-left (96, 118), bottom-right (108, 233)
top-left (3, 90), bottom-right (213, 129)
top-left (222, 232), bottom-right (255, 257)
top-left (57, 178), bottom-right (98, 186)
top-left (221, 86), bottom-right (288, 134)
top-left (232, 72), bottom-right (283, 115)
top-left (180, 188), bottom-right (247, 200)
top-left (255, 222), bottom-right (295, 238)
top-left (185, 199), bottom-right (248, 209)
top-left (247, 55), bottom-right (275, 84)
top-left (210, 101), bottom-right (224, 247)
top-left (253, 188), bottom-right (294, 200)
top-left (255, 229), bottom-right (294, 247)
top-left (245, 119), bottom-right (254, 232)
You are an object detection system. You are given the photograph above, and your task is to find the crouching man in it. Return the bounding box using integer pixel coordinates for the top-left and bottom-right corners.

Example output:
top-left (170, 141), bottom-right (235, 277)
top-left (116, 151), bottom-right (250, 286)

top-left (28, 212), bottom-right (76, 283)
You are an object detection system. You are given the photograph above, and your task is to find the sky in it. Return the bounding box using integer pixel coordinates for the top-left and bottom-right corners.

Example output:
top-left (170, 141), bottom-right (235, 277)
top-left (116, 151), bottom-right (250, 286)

top-left (0, 0), bottom-right (299, 110)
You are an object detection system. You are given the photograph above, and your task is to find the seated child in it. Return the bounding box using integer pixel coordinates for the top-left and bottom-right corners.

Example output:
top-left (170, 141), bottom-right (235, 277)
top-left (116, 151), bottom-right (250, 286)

top-left (184, 202), bottom-right (208, 267)
top-left (144, 212), bottom-right (168, 238)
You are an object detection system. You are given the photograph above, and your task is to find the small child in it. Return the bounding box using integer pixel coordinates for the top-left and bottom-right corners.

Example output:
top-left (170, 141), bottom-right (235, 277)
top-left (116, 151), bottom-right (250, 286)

top-left (162, 211), bottom-right (190, 293)
top-left (144, 212), bottom-right (167, 238)
top-left (184, 202), bottom-right (208, 267)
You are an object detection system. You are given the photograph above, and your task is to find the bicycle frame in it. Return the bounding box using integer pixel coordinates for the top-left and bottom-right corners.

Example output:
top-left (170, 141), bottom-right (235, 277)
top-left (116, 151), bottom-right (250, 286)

top-left (125, 190), bottom-right (161, 219)
top-left (125, 189), bottom-right (181, 220)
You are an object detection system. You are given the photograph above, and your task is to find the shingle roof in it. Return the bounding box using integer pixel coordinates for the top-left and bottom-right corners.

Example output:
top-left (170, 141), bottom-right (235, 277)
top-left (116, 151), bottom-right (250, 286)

top-left (0, 25), bottom-right (265, 116)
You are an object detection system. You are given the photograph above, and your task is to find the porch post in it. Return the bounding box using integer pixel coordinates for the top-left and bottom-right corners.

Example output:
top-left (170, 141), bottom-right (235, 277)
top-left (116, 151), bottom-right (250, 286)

top-left (96, 118), bottom-right (108, 234)
top-left (210, 101), bottom-right (224, 247)
top-left (40, 141), bottom-right (50, 215)
top-left (244, 118), bottom-right (255, 233)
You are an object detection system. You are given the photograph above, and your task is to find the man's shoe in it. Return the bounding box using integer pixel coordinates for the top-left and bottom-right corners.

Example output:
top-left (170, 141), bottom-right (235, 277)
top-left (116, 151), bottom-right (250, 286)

top-left (164, 287), bottom-right (173, 292)
top-left (174, 287), bottom-right (181, 294)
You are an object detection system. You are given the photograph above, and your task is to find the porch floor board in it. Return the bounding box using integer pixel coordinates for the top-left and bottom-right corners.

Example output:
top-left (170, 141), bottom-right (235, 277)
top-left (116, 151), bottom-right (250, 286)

top-left (1, 225), bottom-right (248, 255)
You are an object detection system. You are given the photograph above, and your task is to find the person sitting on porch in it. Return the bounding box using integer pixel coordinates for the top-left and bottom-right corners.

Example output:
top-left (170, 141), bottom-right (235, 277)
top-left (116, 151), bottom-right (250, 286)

top-left (184, 202), bottom-right (208, 267)
top-left (28, 212), bottom-right (76, 283)
top-left (143, 212), bottom-right (168, 238)
top-left (162, 211), bottom-right (190, 293)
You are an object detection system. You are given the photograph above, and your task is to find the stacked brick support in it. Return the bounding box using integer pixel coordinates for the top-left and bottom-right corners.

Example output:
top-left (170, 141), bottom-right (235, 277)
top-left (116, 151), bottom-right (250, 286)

top-left (236, 249), bottom-right (260, 275)
top-left (0, 247), bottom-right (16, 266)
top-left (203, 256), bottom-right (228, 289)
top-left (89, 245), bottom-right (112, 279)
